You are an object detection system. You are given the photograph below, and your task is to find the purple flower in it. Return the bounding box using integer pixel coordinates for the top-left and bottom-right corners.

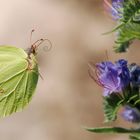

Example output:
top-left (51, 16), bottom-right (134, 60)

top-left (116, 59), bottom-right (130, 87)
top-left (121, 106), bottom-right (140, 123)
top-left (112, 0), bottom-right (123, 19)
top-left (129, 63), bottom-right (140, 87)
top-left (89, 59), bottom-right (130, 96)
top-left (104, 0), bottom-right (123, 20)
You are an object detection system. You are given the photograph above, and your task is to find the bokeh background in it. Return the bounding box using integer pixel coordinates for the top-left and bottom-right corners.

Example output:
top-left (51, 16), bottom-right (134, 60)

top-left (0, 0), bottom-right (139, 140)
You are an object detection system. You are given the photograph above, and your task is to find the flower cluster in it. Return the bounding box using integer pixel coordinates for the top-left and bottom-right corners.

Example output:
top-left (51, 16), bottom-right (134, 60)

top-left (89, 59), bottom-right (140, 123)
top-left (88, 1), bottom-right (140, 139)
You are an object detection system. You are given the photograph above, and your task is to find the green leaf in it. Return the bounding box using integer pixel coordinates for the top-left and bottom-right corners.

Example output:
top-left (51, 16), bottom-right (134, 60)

top-left (0, 46), bottom-right (39, 117)
top-left (130, 135), bottom-right (140, 140)
top-left (103, 94), bottom-right (123, 122)
top-left (122, 0), bottom-right (140, 23)
top-left (112, 0), bottom-right (140, 52)
top-left (114, 41), bottom-right (131, 53)
top-left (102, 23), bottom-right (125, 35)
top-left (86, 127), bottom-right (140, 134)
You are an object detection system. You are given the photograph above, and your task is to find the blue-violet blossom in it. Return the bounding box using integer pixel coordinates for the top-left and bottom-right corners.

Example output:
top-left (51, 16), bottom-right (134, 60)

top-left (121, 106), bottom-right (140, 123)
top-left (104, 0), bottom-right (123, 20)
top-left (112, 0), bottom-right (123, 19)
top-left (129, 63), bottom-right (140, 87)
top-left (89, 59), bottom-right (130, 96)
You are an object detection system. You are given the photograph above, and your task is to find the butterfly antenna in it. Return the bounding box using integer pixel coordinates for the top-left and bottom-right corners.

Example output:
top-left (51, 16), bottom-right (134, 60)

top-left (30, 29), bottom-right (35, 46)
top-left (30, 33), bottom-right (52, 54)
top-left (32, 39), bottom-right (43, 46)
top-left (30, 39), bottom-right (44, 54)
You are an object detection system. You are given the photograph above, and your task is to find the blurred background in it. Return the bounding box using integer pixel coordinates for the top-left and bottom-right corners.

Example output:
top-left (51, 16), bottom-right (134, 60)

top-left (0, 0), bottom-right (139, 140)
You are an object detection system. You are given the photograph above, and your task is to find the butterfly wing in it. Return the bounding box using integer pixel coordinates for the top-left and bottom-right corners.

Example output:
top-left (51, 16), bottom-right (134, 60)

top-left (0, 46), bottom-right (38, 117)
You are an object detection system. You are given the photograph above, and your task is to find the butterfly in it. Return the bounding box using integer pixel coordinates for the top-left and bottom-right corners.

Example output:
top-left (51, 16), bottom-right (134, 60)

top-left (0, 30), bottom-right (51, 117)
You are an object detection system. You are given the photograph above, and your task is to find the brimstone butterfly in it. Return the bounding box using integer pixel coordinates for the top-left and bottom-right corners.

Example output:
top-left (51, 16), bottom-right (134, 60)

top-left (0, 30), bottom-right (51, 117)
